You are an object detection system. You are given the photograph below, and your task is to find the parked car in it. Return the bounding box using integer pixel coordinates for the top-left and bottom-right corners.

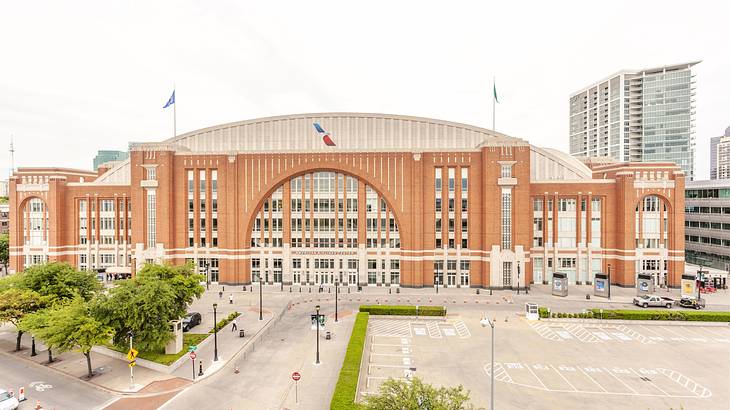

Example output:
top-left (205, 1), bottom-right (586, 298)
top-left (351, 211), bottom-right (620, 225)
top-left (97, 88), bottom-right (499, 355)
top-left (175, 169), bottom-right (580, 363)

top-left (0, 389), bottom-right (19, 410)
top-left (633, 294), bottom-right (674, 308)
top-left (677, 296), bottom-right (706, 310)
top-left (182, 312), bottom-right (202, 332)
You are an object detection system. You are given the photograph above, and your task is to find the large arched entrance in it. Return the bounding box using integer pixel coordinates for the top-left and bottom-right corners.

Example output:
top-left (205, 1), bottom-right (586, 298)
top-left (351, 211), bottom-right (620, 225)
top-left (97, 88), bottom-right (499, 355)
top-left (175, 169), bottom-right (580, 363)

top-left (635, 194), bottom-right (671, 287)
top-left (248, 170), bottom-right (401, 287)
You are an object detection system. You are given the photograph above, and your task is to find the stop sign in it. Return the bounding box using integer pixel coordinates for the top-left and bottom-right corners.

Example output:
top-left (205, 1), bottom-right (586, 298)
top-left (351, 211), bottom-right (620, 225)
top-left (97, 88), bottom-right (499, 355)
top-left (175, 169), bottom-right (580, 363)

top-left (292, 371), bottom-right (301, 381)
top-left (189, 351), bottom-right (197, 360)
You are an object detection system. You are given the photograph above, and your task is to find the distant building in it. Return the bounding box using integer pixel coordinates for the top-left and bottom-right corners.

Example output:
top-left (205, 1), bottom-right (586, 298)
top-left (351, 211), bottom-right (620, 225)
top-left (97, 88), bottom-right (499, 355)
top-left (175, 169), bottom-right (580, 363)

top-left (0, 180), bottom-right (8, 197)
top-left (93, 150), bottom-right (128, 170)
top-left (710, 126), bottom-right (730, 180)
top-left (685, 179), bottom-right (730, 271)
top-left (0, 203), bottom-right (8, 235)
top-left (570, 62), bottom-right (698, 180)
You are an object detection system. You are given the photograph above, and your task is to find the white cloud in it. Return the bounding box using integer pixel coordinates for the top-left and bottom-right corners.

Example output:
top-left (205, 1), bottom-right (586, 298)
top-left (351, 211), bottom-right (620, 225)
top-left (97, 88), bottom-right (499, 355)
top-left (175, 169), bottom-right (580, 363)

top-left (1, 0), bottom-right (727, 179)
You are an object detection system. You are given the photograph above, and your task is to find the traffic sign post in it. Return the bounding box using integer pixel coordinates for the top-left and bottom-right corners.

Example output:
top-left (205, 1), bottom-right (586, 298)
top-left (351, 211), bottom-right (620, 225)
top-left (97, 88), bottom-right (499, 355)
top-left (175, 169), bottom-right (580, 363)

top-left (292, 372), bottom-right (301, 403)
top-left (190, 352), bottom-right (197, 380)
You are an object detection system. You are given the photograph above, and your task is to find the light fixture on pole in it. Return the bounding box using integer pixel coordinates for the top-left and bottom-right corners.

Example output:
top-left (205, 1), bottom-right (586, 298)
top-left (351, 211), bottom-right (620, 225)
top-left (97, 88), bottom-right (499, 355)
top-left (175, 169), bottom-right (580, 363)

top-left (213, 303), bottom-right (219, 361)
top-left (315, 305), bottom-right (321, 365)
top-left (335, 280), bottom-right (339, 323)
top-left (480, 316), bottom-right (495, 410)
top-left (259, 274), bottom-right (263, 321)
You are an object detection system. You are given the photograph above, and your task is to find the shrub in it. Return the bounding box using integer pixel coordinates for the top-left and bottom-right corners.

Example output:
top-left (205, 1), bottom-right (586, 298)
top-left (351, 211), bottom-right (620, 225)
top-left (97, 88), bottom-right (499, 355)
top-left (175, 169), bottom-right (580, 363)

top-left (538, 307), bottom-right (550, 318)
top-left (209, 312), bottom-right (240, 333)
top-left (359, 305), bottom-right (446, 317)
top-left (330, 312), bottom-right (369, 410)
top-left (587, 309), bottom-right (730, 322)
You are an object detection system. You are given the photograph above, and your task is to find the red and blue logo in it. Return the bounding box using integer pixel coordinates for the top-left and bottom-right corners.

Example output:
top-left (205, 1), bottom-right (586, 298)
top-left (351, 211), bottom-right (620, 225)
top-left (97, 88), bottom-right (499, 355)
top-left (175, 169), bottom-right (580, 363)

top-left (313, 123), bottom-right (336, 146)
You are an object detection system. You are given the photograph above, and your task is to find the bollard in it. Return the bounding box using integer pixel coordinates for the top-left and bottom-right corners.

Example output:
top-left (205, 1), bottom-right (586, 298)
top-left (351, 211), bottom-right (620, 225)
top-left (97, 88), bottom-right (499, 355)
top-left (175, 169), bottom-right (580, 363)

top-left (290, 287), bottom-right (292, 292)
top-left (198, 361), bottom-right (204, 376)
top-left (223, 286), bottom-right (225, 292)
top-left (309, 287), bottom-right (312, 293)
top-left (348, 288), bottom-right (351, 294)
top-left (476, 289), bottom-right (480, 295)
top-left (299, 287), bottom-right (302, 293)
top-left (234, 364), bottom-right (240, 374)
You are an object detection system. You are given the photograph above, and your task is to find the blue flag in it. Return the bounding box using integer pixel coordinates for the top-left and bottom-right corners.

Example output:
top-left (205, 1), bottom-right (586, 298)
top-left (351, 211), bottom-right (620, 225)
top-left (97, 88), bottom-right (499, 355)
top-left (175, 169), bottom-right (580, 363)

top-left (163, 90), bottom-right (175, 108)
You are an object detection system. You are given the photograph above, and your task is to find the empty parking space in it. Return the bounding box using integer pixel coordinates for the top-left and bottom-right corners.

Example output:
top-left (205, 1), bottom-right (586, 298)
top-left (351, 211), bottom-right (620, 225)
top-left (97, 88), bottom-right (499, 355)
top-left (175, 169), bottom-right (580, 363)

top-left (357, 314), bottom-right (728, 409)
top-left (530, 321), bottom-right (730, 345)
top-left (484, 362), bottom-right (712, 399)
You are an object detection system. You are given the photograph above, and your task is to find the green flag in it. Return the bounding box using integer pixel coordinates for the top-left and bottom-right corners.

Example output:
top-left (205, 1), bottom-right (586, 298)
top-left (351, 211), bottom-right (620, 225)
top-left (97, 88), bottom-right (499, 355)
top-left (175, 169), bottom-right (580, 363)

top-left (493, 82), bottom-right (499, 104)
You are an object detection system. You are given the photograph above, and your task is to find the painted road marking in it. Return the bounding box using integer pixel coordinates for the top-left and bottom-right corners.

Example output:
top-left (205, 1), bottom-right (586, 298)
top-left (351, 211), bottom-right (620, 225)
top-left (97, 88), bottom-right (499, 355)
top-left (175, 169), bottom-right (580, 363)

top-left (454, 320), bottom-right (471, 338)
top-left (483, 363), bottom-right (712, 399)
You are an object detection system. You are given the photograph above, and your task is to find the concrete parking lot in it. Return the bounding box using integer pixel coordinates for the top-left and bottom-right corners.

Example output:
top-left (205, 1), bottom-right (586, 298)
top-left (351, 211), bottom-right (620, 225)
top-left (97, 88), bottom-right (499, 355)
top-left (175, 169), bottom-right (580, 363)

top-left (358, 311), bottom-right (730, 409)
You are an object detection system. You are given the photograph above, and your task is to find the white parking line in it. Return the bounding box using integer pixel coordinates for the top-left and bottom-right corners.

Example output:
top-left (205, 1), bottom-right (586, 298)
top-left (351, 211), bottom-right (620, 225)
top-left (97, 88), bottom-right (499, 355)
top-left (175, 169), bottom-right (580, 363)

top-left (550, 364), bottom-right (578, 392)
top-left (629, 368), bottom-right (669, 396)
top-left (577, 366), bottom-right (608, 393)
top-left (603, 367), bottom-right (637, 394)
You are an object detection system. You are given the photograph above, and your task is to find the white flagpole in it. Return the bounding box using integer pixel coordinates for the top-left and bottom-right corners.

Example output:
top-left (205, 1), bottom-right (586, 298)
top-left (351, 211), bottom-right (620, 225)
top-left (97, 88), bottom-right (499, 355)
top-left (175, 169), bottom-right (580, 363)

top-left (492, 76), bottom-right (496, 131)
top-left (173, 85), bottom-right (177, 138)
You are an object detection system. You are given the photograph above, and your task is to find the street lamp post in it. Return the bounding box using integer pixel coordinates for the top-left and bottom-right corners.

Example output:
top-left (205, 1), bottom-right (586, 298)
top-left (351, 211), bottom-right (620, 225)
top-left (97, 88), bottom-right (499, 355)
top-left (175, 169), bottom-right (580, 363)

top-left (480, 317), bottom-right (495, 410)
top-left (205, 261), bottom-right (210, 291)
top-left (315, 305), bottom-right (321, 365)
top-left (259, 274), bottom-right (263, 321)
top-left (517, 264), bottom-right (521, 295)
top-left (128, 331), bottom-right (134, 390)
top-left (335, 280), bottom-right (339, 323)
top-left (213, 303), bottom-right (219, 361)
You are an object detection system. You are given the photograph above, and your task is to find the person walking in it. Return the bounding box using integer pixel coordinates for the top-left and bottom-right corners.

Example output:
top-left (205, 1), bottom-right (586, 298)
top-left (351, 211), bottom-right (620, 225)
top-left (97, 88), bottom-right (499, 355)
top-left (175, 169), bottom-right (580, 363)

top-left (231, 317), bottom-right (238, 332)
top-left (229, 293), bottom-right (233, 304)
top-left (218, 290), bottom-right (223, 299)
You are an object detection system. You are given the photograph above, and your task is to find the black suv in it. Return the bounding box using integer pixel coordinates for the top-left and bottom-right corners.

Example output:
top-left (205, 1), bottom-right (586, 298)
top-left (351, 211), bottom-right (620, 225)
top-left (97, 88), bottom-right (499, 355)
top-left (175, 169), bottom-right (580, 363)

top-left (182, 312), bottom-right (202, 331)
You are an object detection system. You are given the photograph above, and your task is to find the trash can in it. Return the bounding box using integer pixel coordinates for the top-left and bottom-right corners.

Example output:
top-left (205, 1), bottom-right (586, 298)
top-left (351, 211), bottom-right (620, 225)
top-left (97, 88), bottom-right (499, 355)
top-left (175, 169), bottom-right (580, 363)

top-left (325, 331), bottom-right (331, 340)
top-left (551, 272), bottom-right (568, 297)
top-left (239, 329), bottom-right (245, 338)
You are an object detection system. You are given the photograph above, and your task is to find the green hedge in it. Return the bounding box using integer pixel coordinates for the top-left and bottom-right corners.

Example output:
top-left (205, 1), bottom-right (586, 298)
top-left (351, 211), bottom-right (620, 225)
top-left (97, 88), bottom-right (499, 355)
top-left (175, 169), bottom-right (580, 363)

top-left (539, 307), bottom-right (550, 318)
top-left (209, 311), bottom-right (240, 333)
top-left (589, 309), bottom-right (730, 322)
top-left (359, 305), bottom-right (446, 316)
top-left (330, 312), bottom-right (369, 410)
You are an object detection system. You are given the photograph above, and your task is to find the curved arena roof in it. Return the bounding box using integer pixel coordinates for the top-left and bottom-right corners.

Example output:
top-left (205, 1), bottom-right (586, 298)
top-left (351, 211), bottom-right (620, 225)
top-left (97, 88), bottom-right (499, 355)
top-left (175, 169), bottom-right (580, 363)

top-left (105, 113), bottom-right (593, 183)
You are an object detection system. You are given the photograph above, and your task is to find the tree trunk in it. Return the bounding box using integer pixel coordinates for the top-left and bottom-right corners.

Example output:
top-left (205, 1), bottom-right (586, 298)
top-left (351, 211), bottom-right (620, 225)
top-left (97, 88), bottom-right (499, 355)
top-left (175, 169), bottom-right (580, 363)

top-left (47, 348), bottom-right (53, 363)
top-left (84, 351), bottom-right (93, 379)
top-left (15, 330), bottom-right (23, 351)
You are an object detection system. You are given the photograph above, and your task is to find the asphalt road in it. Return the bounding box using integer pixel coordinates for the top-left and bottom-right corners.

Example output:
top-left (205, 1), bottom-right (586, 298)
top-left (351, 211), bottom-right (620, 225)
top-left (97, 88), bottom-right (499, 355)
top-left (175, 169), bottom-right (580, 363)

top-left (0, 354), bottom-right (114, 410)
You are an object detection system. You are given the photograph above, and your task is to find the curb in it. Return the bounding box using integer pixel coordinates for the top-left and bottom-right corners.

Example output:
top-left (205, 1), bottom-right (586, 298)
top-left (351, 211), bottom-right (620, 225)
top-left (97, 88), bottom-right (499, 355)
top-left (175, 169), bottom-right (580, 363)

top-left (541, 318), bottom-right (730, 327)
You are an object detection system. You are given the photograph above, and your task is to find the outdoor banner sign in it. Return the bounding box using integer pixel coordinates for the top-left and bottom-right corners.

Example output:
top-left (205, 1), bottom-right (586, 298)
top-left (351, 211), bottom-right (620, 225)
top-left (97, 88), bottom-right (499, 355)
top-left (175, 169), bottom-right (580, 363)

top-left (552, 272), bottom-right (568, 297)
top-left (636, 273), bottom-right (654, 296)
top-left (594, 273), bottom-right (609, 298)
top-left (681, 274), bottom-right (696, 298)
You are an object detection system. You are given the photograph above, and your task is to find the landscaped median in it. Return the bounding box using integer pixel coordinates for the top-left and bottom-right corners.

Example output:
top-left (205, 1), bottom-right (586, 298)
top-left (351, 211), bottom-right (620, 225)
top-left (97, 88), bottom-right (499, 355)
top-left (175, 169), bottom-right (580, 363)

top-left (539, 307), bottom-right (730, 322)
top-left (106, 333), bottom-right (210, 365)
top-left (210, 311), bottom-right (240, 333)
top-left (359, 305), bottom-right (446, 316)
top-left (330, 312), bottom-right (369, 410)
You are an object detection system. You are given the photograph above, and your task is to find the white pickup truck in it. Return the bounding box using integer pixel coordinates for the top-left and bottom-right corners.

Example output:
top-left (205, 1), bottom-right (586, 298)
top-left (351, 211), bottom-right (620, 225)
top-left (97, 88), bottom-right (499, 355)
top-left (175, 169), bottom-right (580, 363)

top-left (632, 294), bottom-right (674, 308)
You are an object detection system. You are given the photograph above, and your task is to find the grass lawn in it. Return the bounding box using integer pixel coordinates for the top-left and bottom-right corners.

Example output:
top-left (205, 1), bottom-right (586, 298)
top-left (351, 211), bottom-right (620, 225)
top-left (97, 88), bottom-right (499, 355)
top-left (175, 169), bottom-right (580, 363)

top-left (330, 312), bottom-right (369, 410)
top-left (108, 333), bottom-right (210, 366)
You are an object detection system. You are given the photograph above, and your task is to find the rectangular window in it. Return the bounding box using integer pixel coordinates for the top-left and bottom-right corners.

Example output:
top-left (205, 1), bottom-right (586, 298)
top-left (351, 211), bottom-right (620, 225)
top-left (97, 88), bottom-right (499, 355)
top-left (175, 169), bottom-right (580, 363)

top-left (448, 168), bottom-right (455, 192)
top-left (501, 190), bottom-right (511, 249)
top-left (435, 168), bottom-right (442, 192)
top-left (146, 167), bottom-right (156, 181)
top-left (146, 190), bottom-right (156, 248)
top-left (500, 164), bottom-right (512, 178)
top-left (461, 168), bottom-right (468, 192)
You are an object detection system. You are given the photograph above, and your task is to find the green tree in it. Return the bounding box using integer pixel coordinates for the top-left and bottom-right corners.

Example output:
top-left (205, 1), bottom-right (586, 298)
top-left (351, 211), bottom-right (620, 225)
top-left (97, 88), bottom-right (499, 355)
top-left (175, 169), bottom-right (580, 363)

top-left (20, 262), bottom-right (101, 303)
top-left (0, 234), bottom-right (8, 272)
top-left (364, 377), bottom-right (476, 410)
top-left (19, 303), bottom-right (59, 363)
top-left (38, 298), bottom-right (112, 378)
top-left (96, 262), bottom-right (204, 351)
top-left (0, 288), bottom-right (44, 351)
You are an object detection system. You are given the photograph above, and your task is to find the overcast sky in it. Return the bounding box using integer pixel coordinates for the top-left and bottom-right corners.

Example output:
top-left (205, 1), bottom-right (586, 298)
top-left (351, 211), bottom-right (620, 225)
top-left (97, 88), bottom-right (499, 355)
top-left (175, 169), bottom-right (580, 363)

top-left (1, 0), bottom-right (728, 180)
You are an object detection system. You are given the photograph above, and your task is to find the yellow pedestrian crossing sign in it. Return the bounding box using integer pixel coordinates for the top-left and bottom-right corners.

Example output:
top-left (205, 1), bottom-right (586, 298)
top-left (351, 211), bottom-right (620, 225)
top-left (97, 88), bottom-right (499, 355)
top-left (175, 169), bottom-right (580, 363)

top-left (127, 348), bottom-right (138, 361)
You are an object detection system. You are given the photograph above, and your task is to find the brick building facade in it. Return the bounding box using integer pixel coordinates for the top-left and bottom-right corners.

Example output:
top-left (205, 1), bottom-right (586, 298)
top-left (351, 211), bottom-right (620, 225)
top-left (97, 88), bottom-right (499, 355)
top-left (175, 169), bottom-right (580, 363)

top-left (8, 113), bottom-right (685, 288)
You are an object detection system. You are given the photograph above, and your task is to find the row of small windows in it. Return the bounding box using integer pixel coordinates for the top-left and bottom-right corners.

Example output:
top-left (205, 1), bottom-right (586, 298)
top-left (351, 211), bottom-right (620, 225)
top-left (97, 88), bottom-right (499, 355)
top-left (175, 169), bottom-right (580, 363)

top-left (685, 220), bottom-right (730, 231)
top-left (685, 206), bottom-right (730, 214)
top-left (686, 235), bottom-right (730, 248)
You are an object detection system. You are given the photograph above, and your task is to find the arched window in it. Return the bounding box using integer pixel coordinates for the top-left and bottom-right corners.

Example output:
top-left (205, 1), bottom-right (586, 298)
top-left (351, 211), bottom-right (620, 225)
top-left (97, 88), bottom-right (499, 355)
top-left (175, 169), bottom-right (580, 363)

top-left (250, 171), bottom-right (400, 287)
